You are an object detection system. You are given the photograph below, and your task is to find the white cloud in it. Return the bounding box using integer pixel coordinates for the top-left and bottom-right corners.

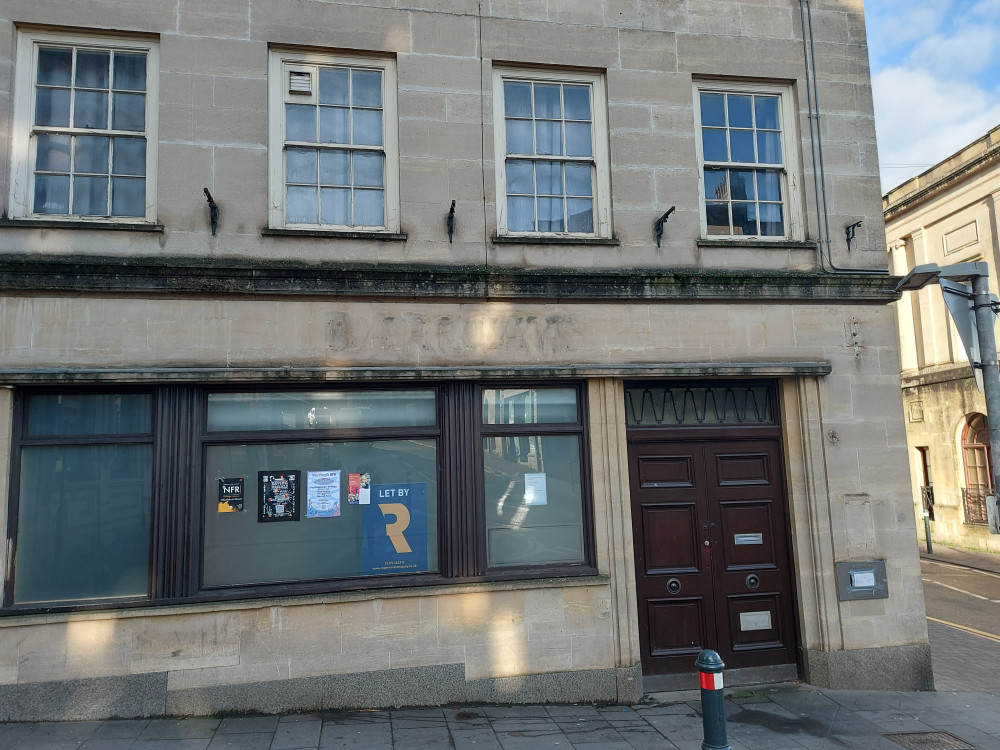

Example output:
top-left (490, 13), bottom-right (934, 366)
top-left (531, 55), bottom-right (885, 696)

top-left (907, 25), bottom-right (1000, 78)
top-left (873, 66), bottom-right (1000, 192)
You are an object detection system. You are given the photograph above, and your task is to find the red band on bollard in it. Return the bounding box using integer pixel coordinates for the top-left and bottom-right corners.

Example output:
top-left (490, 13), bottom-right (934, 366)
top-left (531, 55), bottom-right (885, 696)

top-left (699, 671), bottom-right (723, 690)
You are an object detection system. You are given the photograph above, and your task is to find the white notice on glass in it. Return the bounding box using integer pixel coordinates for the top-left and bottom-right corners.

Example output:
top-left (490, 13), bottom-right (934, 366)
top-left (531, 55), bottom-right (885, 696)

top-left (850, 570), bottom-right (876, 588)
top-left (524, 473), bottom-right (548, 506)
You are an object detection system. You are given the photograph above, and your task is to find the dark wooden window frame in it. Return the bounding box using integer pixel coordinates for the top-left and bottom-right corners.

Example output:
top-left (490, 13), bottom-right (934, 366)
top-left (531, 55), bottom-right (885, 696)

top-left (4, 380), bottom-right (597, 615)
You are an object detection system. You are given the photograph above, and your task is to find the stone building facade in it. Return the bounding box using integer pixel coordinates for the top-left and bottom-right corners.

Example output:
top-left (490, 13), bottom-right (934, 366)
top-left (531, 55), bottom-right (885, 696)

top-left (0, 0), bottom-right (930, 720)
top-left (885, 125), bottom-right (1000, 553)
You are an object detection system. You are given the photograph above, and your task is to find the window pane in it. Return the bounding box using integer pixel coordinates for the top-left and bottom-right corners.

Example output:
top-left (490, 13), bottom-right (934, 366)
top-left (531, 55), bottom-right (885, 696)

top-left (351, 69), bottom-right (382, 108)
top-left (75, 136), bottom-right (110, 174)
top-left (321, 187), bottom-right (350, 225)
top-left (320, 149), bottom-right (350, 185)
top-left (507, 196), bottom-right (535, 231)
top-left (504, 81), bottom-right (533, 118)
top-left (563, 85), bottom-right (591, 120)
top-left (354, 188), bottom-right (384, 226)
top-left (754, 96), bottom-right (779, 129)
top-left (76, 50), bottom-right (110, 89)
top-left (535, 161), bottom-right (562, 196)
top-left (700, 92), bottom-right (725, 127)
top-left (27, 393), bottom-right (153, 435)
top-left (537, 196), bottom-right (564, 231)
top-left (208, 391), bottom-right (437, 431)
top-left (564, 121), bottom-right (592, 157)
top-left (706, 201), bottom-right (730, 234)
top-left (701, 128), bottom-right (727, 161)
top-left (285, 104), bottom-right (316, 142)
top-left (482, 387), bottom-right (578, 424)
top-left (352, 109), bottom-right (383, 146)
top-left (728, 94), bottom-right (752, 127)
top-left (112, 137), bottom-right (146, 176)
top-left (730, 170), bottom-right (755, 200)
top-left (319, 67), bottom-right (349, 105)
top-left (535, 120), bottom-right (563, 156)
top-left (113, 53), bottom-right (146, 92)
top-left (534, 83), bottom-right (561, 119)
top-left (74, 90), bottom-right (109, 129)
top-left (483, 434), bottom-right (585, 567)
top-left (704, 167), bottom-right (727, 200)
top-left (286, 147), bottom-right (317, 185)
top-left (35, 87), bottom-right (71, 127)
top-left (73, 175), bottom-right (109, 215)
top-left (567, 199), bottom-right (594, 233)
top-left (506, 159), bottom-right (533, 194)
top-left (202, 439), bottom-right (437, 587)
top-left (759, 203), bottom-right (784, 236)
top-left (35, 133), bottom-right (71, 173)
top-left (112, 92), bottom-right (145, 132)
top-left (37, 47), bottom-right (72, 86)
top-left (111, 177), bottom-right (145, 217)
top-left (564, 163), bottom-right (592, 196)
top-left (757, 131), bottom-right (782, 164)
top-left (729, 130), bottom-right (755, 162)
top-left (286, 185), bottom-right (318, 223)
top-left (33, 174), bottom-right (70, 214)
top-left (505, 119), bottom-right (533, 155)
top-left (732, 201), bottom-right (757, 236)
top-left (757, 169), bottom-right (781, 201)
top-left (319, 107), bottom-right (349, 144)
top-left (14, 444), bottom-right (153, 604)
top-left (354, 151), bottom-right (384, 188)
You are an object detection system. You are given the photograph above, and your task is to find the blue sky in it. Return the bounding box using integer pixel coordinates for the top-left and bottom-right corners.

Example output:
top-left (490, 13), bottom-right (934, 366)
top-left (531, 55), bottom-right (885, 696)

top-left (867, 0), bottom-right (1000, 192)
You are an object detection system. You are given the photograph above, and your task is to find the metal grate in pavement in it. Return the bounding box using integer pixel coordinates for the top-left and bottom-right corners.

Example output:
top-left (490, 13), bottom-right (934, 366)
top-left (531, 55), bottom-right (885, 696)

top-left (885, 731), bottom-right (976, 749)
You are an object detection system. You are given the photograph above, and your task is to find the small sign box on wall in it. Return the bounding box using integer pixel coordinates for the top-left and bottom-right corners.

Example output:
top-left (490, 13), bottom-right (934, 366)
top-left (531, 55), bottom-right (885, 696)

top-left (835, 559), bottom-right (888, 601)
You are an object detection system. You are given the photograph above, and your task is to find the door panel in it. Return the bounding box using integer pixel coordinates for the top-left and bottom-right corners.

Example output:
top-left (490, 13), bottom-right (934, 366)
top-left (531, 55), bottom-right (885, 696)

top-left (629, 437), bottom-right (796, 676)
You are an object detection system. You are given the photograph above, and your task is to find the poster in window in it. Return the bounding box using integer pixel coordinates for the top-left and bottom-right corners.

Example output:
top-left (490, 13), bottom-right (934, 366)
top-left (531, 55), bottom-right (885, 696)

top-left (306, 470), bottom-right (341, 518)
top-left (218, 477), bottom-right (244, 513)
top-left (361, 483), bottom-right (429, 575)
top-left (258, 471), bottom-right (300, 522)
top-left (348, 472), bottom-right (372, 505)
top-left (524, 473), bottom-right (548, 506)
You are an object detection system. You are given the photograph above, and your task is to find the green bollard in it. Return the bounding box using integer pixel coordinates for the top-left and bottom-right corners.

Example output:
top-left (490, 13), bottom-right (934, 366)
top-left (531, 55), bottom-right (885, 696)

top-left (695, 649), bottom-right (731, 750)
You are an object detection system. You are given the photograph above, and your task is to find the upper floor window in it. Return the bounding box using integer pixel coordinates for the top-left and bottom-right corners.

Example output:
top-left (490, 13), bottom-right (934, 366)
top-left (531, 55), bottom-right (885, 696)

top-left (694, 82), bottom-right (800, 240)
top-left (8, 31), bottom-right (158, 222)
top-left (267, 49), bottom-right (399, 232)
top-left (492, 68), bottom-right (612, 239)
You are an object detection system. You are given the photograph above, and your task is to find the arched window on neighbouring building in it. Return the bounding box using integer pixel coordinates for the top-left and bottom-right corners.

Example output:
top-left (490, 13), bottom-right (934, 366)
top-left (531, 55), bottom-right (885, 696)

top-left (962, 413), bottom-right (992, 525)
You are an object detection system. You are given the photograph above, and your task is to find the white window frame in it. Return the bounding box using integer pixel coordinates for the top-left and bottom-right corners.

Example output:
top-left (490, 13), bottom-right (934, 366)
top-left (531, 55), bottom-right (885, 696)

top-left (492, 67), bottom-right (612, 239)
top-left (693, 80), bottom-right (802, 241)
top-left (8, 29), bottom-right (159, 223)
top-left (267, 49), bottom-right (400, 233)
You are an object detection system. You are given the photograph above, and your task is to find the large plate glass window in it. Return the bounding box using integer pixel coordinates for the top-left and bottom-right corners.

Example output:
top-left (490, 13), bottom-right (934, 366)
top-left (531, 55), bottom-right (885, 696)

top-left (493, 68), bottom-right (612, 238)
top-left (480, 387), bottom-right (588, 567)
top-left (13, 393), bottom-right (154, 605)
top-left (8, 31), bottom-right (158, 221)
top-left (694, 81), bottom-right (800, 240)
top-left (268, 49), bottom-right (400, 232)
top-left (202, 390), bottom-right (438, 587)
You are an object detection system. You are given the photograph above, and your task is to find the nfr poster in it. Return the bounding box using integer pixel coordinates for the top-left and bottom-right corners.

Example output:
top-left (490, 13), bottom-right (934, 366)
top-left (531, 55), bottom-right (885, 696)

top-left (258, 471), bottom-right (300, 522)
top-left (361, 483), bottom-right (429, 575)
top-left (218, 477), bottom-right (244, 513)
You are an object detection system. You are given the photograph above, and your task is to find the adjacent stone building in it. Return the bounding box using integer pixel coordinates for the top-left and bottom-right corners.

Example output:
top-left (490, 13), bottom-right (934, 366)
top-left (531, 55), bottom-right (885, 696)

top-left (0, 0), bottom-right (930, 720)
top-left (885, 125), bottom-right (1000, 553)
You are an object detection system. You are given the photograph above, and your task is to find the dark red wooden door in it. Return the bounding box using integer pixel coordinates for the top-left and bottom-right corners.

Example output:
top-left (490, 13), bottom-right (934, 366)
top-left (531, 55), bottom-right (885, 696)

top-left (629, 439), bottom-right (796, 676)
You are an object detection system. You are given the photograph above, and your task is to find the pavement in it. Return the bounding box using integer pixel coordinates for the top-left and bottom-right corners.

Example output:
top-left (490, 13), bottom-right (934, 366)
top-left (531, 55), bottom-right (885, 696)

top-left (4, 544), bottom-right (1000, 750)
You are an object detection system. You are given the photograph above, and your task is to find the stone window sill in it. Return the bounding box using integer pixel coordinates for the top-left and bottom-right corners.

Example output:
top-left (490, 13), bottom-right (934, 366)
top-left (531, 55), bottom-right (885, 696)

top-left (262, 227), bottom-right (408, 241)
top-left (697, 238), bottom-right (817, 250)
top-left (0, 217), bottom-right (164, 232)
top-left (492, 234), bottom-right (620, 246)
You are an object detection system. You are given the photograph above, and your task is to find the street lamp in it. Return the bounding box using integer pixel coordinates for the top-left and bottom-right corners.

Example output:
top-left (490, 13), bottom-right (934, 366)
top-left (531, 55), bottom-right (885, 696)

top-left (896, 261), bottom-right (1000, 535)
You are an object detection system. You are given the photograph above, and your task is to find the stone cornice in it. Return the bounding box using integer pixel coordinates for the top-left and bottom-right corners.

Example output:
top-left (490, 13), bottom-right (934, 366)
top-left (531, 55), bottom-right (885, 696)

top-left (0, 254), bottom-right (898, 303)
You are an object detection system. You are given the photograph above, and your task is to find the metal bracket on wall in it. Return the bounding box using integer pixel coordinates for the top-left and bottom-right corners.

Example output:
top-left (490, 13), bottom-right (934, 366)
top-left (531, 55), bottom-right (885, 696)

top-left (654, 206), bottom-right (675, 248)
top-left (447, 200), bottom-right (456, 244)
top-left (204, 188), bottom-right (219, 237)
top-left (845, 220), bottom-right (862, 252)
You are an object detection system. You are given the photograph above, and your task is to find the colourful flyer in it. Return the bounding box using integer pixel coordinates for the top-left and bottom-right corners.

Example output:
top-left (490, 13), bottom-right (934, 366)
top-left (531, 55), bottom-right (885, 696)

top-left (348, 473), bottom-right (361, 505)
top-left (258, 471), bottom-right (300, 522)
top-left (306, 470), bottom-right (341, 518)
top-left (218, 477), bottom-right (244, 513)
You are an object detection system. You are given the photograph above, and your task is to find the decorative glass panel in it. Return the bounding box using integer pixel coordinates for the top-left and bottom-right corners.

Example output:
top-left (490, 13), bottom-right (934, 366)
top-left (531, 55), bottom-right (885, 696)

top-left (625, 385), bottom-right (775, 426)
